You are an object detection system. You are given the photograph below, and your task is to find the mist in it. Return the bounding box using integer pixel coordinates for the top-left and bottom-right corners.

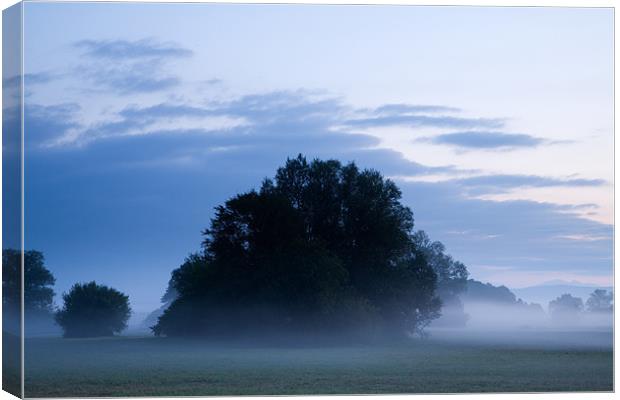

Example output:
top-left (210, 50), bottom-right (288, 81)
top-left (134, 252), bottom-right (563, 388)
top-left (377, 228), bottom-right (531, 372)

top-left (427, 299), bottom-right (612, 350)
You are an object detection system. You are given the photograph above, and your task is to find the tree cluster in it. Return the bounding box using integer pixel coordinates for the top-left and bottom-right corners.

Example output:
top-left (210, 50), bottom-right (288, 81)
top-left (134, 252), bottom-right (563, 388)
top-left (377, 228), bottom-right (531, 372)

top-left (154, 155), bottom-right (468, 339)
top-left (549, 290), bottom-right (613, 322)
top-left (2, 249), bottom-right (131, 338)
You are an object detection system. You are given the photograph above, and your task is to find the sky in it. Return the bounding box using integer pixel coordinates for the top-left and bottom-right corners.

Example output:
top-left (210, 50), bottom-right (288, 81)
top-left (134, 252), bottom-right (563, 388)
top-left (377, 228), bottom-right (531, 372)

top-left (9, 3), bottom-right (613, 312)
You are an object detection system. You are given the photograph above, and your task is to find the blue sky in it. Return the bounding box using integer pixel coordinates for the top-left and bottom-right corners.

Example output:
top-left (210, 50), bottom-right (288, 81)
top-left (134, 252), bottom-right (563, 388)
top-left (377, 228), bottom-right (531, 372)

top-left (14, 3), bottom-right (613, 312)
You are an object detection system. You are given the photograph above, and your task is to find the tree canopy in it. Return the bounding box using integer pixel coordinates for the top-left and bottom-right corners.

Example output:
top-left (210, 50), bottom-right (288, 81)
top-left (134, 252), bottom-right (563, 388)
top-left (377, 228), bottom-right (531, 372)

top-left (2, 249), bottom-right (56, 316)
top-left (55, 281), bottom-right (131, 338)
top-left (549, 293), bottom-right (583, 322)
top-left (586, 289), bottom-right (613, 313)
top-left (412, 231), bottom-right (469, 326)
top-left (154, 155), bottom-right (447, 339)
top-left (463, 279), bottom-right (519, 304)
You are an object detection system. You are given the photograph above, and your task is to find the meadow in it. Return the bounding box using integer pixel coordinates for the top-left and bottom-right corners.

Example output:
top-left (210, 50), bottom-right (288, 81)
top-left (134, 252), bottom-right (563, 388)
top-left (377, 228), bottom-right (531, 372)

top-left (23, 330), bottom-right (613, 397)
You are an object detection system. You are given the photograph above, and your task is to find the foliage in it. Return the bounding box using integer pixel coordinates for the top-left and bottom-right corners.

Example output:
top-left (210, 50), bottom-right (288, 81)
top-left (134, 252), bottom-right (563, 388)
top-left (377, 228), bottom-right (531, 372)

top-left (460, 279), bottom-right (544, 319)
top-left (462, 279), bottom-right (518, 304)
top-left (412, 231), bottom-right (469, 326)
top-left (154, 155), bottom-right (443, 338)
top-left (55, 281), bottom-right (131, 338)
top-left (586, 289), bottom-right (613, 313)
top-left (2, 249), bottom-right (56, 316)
top-left (549, 293), bottom-right (583, 320)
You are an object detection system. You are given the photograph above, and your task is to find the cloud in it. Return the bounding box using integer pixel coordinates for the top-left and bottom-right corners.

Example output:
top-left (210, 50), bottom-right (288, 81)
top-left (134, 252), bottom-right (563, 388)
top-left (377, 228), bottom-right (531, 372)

top-left (24, 103), bottom-right (81, 147)
top-left (373, 103), bottom-right (461, 115)
top-left (81, 66), bottom-right (180, 94)
top-left (3, 72), bottom-right (58, 102)
top-left (25, 90), bottom-right (462, 183)
top-left (448, 174), bottom-right (606, 194)
top-left (27, 91), bottom-right (604, 193)
top-left (555, 234), bottom-right (611, 242)
top-left (204, 78), bottom-right (223, 85)
top-left (3, 72), bottom-right (56, 89)
top-left (419, 131), bottom-right (547, 150)
top-left (22, 87), bottom-right (612, 311)
top-left (119, 103), bottom-right (215, 121)
top-left (44, 91), bottom-right (347, 146)
top-left (116, 91), bottom-right (340, 125)
top-left (346, 114), bottom-right (504, 130)
top-left (217, 90), bottom-right (345, 126)
top-left (398, 180), bottom-right (612, 276)
top-left (75, 39), bottom-right (193, 60)
top-left (74, 38), bottom-right (192, 94)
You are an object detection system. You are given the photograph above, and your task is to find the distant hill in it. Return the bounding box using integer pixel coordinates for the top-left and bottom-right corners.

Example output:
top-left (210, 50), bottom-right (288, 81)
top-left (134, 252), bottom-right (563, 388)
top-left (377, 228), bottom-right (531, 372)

top-left (536, 279), bottom-right (604, 287)
top-left (512, 284), bottom-right (613, 310)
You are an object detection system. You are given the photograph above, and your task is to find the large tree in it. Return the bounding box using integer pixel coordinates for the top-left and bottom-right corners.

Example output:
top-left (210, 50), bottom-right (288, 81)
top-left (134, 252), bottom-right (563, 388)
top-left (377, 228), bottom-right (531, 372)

top-left (2, 249), bottom-right (56, 316)
top-left (154, 155), bottom-right (443, 339)
top-left (55, 281), bottom-right (131, 338)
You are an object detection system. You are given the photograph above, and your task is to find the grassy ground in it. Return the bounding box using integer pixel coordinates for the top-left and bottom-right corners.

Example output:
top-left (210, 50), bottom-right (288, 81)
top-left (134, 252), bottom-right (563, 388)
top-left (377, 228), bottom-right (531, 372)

top-left (3, 331), bottom-right (22, 397)
top-left (24, 332), bottom-right (613, 397)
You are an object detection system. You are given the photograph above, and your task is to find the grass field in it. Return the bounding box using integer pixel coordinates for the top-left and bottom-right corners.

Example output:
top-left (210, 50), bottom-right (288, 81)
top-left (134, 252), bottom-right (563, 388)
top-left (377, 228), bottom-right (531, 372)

top-left (24, 331), bottom-right (613, 397)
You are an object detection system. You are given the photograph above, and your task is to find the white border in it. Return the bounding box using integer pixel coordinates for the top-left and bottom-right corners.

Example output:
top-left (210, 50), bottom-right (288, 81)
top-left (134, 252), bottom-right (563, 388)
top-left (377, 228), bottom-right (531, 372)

top-left (0, 1), bottom-right (616, 400)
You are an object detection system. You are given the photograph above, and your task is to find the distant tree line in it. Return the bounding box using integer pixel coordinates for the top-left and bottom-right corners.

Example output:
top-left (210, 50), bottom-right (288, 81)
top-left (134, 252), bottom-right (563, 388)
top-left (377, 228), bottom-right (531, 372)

top-left (462, 279), bottom-right (544, 314)
top-left (548, 290), bottom-right (613, 322)
top-left (459, 277), bottom-right (613, 322)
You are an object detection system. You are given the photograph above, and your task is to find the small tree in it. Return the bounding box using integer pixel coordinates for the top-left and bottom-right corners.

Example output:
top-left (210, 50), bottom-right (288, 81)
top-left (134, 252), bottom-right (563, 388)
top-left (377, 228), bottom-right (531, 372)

top-left (586, 289), bottom-right (613, 313)
top-left (55, 281), bottom-right (131, 338)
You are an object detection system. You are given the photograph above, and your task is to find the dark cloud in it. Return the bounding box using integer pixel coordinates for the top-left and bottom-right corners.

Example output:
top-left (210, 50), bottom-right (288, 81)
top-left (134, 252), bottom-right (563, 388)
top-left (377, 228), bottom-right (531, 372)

top-left (3, 72), bottom-right (56, 89)
top-left (24, 103), bottom-right (81, 146)
top-left (419, 131), bottom-right (547, 150)
top-left (399, 180), bottom-right (612, 274)
top-left (56, 91), bottom-right (347, 145)
top-left (75, 39), bottom-right (193, 60)
top-left (4, 72), bottom-right (58, 101)
top-left (71, 104), bottom-right (215, 145)
top-left (26, 91), bottom-right (603, 191)
top-left (23, 90), bottom-right (462, 186)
